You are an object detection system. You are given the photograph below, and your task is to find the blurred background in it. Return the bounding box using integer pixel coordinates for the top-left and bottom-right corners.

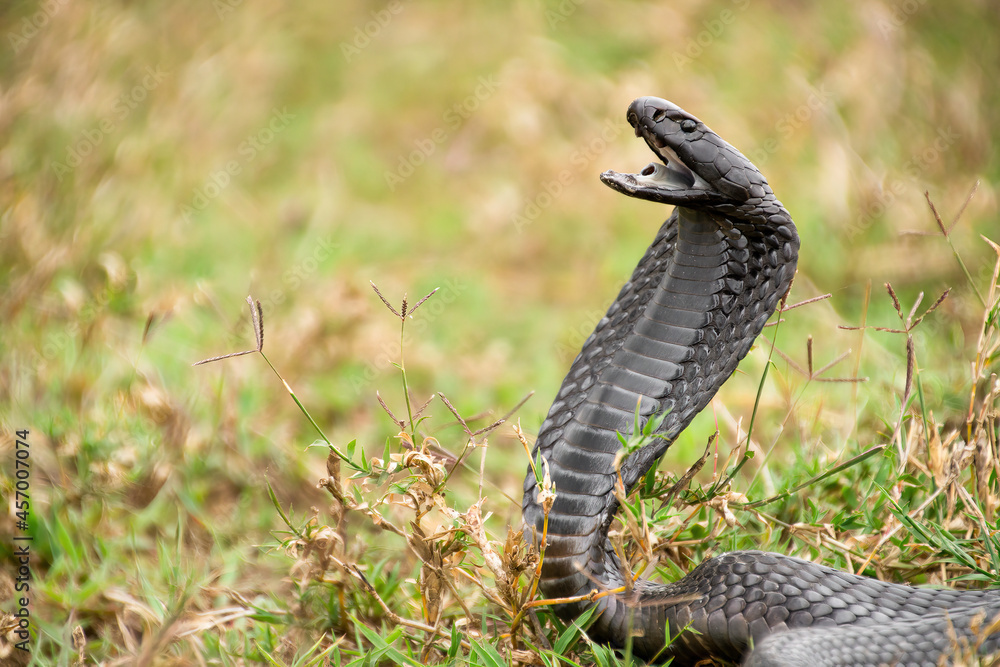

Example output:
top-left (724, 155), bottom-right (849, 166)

top-left (1, 0), bottom-right (998, 663)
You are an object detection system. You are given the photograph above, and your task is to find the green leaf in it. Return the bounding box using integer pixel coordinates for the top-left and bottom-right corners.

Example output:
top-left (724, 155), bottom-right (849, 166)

top-left (350, 615), bottom-right (423, 667)
top-left (470, 639), bottom-right (507, 667)
top-left (448, 622), bottom-right (461, 659)
top-left (553, 604), bottom-right (599, 655)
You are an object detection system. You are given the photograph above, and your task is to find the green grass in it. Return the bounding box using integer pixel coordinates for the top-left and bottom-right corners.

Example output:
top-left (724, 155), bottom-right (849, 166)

top-left (2, 0), bottom-right (1000, 664)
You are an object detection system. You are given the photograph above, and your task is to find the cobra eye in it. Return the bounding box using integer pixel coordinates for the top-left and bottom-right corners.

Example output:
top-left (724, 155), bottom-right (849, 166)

top-left (680, 119), bottom-right (697, 132)
top-left (652, 109), bottom-right (667, 122)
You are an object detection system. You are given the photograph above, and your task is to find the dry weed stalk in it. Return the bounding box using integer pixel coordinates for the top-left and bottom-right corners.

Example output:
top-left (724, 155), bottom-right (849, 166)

top-left (826, 192), bottom-right (1000, 582)
top-left (306, 286), bottom-right (559, 662)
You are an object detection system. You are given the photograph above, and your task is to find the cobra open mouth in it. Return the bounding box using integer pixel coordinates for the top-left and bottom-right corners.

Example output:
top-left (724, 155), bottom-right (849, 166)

top-left (600, 126), bottom-right (718, 204)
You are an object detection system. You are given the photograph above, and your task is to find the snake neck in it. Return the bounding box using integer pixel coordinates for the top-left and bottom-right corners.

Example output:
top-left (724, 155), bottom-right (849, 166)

top-left (522, 202), bottom-right (798, 620)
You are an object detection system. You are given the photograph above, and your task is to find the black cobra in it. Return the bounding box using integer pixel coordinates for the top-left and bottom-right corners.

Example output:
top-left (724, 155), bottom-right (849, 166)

top-left (521, 97), bottom-right (1000, 666)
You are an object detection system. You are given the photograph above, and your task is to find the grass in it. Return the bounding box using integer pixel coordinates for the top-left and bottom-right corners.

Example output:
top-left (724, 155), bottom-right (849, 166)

top-left (1, 0), bottom-right (1000, 665)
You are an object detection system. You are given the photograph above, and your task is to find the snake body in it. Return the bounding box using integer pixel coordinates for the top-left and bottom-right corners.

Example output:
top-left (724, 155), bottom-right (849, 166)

top-left (520, 97), bottom-right (1000, 666)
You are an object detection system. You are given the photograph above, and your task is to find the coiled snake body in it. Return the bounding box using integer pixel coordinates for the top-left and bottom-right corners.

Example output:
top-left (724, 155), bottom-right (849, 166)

top-left (521, 97), bottom-right (1000, 666)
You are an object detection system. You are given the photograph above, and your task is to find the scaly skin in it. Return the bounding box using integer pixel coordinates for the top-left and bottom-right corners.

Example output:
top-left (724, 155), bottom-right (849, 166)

top-left (521, 97), bottom-right (1000, 666)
